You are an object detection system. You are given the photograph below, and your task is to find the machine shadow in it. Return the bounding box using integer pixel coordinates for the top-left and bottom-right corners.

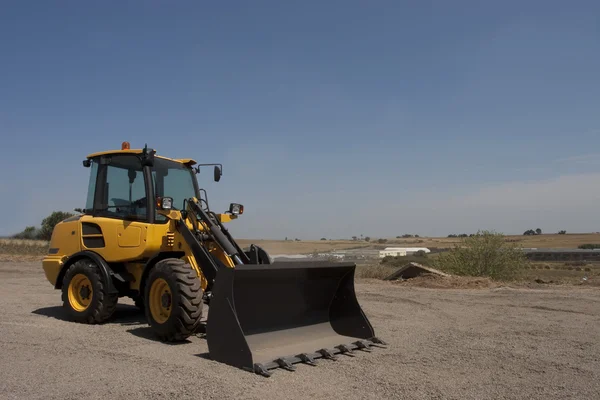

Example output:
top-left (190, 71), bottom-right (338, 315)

top-left (31, 303), bottom-right (147, 325)
top-left (126, 325), bottom-right (207, 345)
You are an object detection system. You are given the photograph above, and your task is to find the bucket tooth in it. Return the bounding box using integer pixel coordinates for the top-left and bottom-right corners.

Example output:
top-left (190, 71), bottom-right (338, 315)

top-left (372, 337), bottom-right (388, 346)
top-left (335, 344), bottom-right (355, 357)
top-left (354, 340), bottom-right (373, 352)
top-left (275, 357), bottom-right (296, 371)
top-left (298, 353), bottom-right (317, 366)
top-left (318, 348), bottom-right (338, 360)
top-left (253, 363), bottom-right (272, 377)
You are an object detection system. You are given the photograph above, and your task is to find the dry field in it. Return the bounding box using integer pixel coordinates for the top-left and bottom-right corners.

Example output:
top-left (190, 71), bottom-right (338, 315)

top-left (376, 233), bottom-right (600, 250)
top-left (5, 233), bottom-right (599, 260)
top-left (1, 260), bottom-right (599, 399)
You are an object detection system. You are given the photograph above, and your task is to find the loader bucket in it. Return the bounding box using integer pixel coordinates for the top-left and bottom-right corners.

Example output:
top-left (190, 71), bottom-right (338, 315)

top-left (205, 261), bottom-right (386, 376)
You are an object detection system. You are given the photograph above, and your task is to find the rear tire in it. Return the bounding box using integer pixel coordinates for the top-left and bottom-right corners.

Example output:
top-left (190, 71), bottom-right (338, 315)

top-left (144, 258), bottom-right (204, 342)
top-left (61, 258), bottom-right (118, 324)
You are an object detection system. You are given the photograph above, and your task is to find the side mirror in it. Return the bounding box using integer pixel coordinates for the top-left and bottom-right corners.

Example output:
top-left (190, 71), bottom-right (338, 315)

top-left (214, 165), bottom-right (222, 182)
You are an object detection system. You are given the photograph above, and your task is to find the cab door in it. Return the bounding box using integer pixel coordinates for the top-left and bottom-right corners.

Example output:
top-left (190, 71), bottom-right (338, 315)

top-left (81, 153), bottom-right (153, 262)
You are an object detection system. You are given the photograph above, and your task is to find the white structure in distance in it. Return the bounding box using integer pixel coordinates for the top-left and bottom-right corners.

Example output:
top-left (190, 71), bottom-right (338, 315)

top-left (379, 247), bottom-right (431, 258)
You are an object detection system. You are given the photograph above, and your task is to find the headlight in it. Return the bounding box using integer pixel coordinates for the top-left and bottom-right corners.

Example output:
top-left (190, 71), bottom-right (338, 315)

top-left (158, 197), bottom-right (173, 210)
top-left (228, 203), bottom-right (244, 215)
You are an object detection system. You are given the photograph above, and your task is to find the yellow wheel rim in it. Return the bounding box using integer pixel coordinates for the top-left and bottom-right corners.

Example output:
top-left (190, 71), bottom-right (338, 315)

top-left (149, 278), bottom-right (172, 324)
top-left (68, 273), bottom-right (93, 312)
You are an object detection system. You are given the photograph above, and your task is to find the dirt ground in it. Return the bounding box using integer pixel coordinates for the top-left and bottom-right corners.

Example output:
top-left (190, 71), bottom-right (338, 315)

top-left (1, 261), bottom-right (599, 400)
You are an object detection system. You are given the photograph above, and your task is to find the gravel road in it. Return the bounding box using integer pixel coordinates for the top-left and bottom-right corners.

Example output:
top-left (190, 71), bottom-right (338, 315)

top-left (1, 261), bottom-right (599, 399)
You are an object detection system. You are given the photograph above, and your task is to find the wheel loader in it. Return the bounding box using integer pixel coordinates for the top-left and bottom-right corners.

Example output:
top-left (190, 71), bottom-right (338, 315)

top-left (41, 142), bottom-right (385, 376)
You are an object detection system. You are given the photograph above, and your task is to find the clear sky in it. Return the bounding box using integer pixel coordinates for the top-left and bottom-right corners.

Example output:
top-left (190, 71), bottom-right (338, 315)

top-left (1, 1), bottom-right (599, 239)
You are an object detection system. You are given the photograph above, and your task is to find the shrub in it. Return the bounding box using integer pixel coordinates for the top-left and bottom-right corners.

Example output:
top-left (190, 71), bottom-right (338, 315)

top-left (578, 244), bottom-right (600, 249)
top-left (558, 230), bottom-right (566, 235)
top-left (38, 211), bottom-right (75, 240)
top-left (355, 264), bottom-right (396, 279)
top-left (432, 230), bottom-right (529, 280)
top-left (12, 226), bottom-right (39, 240)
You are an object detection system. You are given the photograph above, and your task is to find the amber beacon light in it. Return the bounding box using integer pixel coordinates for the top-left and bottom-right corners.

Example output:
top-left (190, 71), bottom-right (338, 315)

top-left (121, 141), bottom-right (130, 150)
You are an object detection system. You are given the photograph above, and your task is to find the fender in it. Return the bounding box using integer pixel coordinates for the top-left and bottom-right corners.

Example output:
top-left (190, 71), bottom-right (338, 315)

top-left (55, 250), bottom-right (119, 295)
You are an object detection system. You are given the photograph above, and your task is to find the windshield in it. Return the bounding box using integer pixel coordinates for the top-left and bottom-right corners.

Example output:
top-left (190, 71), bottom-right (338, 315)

top-left (152, 157), bottom-right (198, 219)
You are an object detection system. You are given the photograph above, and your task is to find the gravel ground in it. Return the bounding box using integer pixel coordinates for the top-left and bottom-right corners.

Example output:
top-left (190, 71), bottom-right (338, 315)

top-left (1, 261), bottom-right (599, 400)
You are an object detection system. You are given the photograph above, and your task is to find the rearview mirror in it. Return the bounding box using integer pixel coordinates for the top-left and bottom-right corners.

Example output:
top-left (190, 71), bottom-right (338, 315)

top-left (214, 165), bottom-right (222, 182)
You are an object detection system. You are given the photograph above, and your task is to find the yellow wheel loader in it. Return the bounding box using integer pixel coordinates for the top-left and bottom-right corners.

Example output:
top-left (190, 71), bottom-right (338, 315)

top-left (41, 142), bottom-right (385, 376)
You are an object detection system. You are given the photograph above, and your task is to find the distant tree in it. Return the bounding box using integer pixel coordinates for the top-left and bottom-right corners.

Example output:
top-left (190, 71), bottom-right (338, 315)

top-left (38, 211), bottom-right (75, 240)
top-left (377, 238), bottom-right (388, 244)
top-left (364, 236), bottom-right (371, 242)
top-left (285, 237), bottom-right (288, 241)
top-left (459, 233), bottom-right (468, 238)
top-left (320, 237), bottom-right (327, 240)
top-left (558, 230), bottom-right (566, 235)
top-left (12, 226), bottom-right (38, 240)
top-left (352, 236), bottom-right (357, 241)
top-left (535, 228), bottom-right (542, 235)
top-left (523, 229), bottom-right (535, 236)
top-left (414, 234), bottom-right (420, 238)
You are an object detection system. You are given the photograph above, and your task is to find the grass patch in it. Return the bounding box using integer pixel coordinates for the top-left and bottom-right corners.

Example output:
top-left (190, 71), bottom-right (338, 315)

top-left (0, 239), bottom-right (48, 256)
top-left (355, 263), bottom-right (398, 279)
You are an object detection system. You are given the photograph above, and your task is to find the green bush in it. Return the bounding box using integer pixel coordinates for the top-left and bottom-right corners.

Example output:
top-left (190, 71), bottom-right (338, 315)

top-left (578, 244), bottom-right (600, 249)
top-left (432, 230), bottom-right (529, 280)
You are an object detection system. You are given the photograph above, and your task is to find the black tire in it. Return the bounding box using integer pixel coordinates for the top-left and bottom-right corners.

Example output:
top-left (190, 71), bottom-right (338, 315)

top-left (144, 258), bottom-right (204, 342)
top-left (61, 258), bottom-right (118, 324)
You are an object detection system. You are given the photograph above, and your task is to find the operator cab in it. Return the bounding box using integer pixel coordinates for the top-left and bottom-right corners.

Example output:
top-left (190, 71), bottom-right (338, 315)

top-left (80, 142), bottom-right (226, 224)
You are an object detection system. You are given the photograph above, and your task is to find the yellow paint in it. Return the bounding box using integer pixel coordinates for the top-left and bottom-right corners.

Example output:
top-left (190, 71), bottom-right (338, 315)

top-left (79, 216), bottom-right (151, 262)
top-left (125, 263), bottom-right (144, 290)
top-left (117, 225), bottom-right (142, 247)
top-left (85, 148), bottom-right (194, 167)
top-left (176, 158), bottom-right (197, 166)
top-left (67, 273), bottom-right (93, 312)
top-left (42, 255), bottom-right (65, 286)
top-left (217, 213), bottom-right (238, 223)
top-left (42, 218), bottom-right (82, 286)
top-left (148, 278), bottom-right (171, 323)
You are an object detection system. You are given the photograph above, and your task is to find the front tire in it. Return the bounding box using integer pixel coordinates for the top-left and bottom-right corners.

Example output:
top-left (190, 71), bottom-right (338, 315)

top-left (61, 258), bottom-right (118, 324)
top-left (145, 258), bottom-right (204, 342)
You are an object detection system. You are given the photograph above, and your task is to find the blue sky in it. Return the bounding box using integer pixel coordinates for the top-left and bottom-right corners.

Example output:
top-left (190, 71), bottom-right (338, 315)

top-left (1, 1), bottom-right (599, 239)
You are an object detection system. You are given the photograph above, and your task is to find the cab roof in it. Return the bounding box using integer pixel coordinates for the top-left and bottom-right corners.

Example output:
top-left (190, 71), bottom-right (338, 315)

top-left (86, 148), bottom-right (197, 166)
